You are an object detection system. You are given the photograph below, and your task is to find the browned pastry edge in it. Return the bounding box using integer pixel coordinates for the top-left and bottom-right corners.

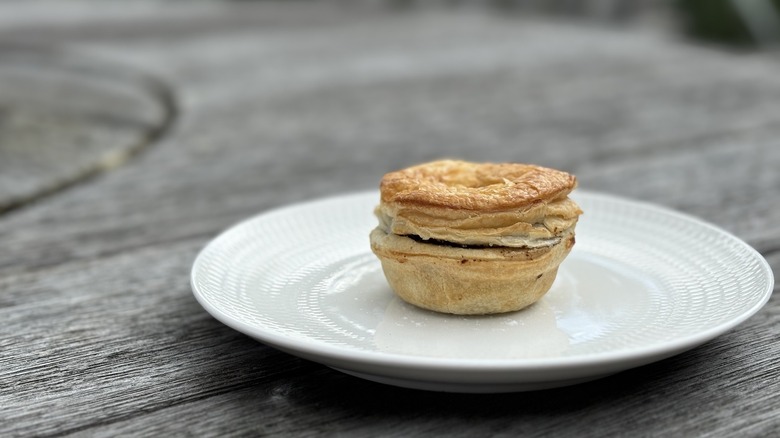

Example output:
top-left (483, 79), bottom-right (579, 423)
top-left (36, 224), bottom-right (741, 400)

top-left (380, 159), bottom-right (577, 212)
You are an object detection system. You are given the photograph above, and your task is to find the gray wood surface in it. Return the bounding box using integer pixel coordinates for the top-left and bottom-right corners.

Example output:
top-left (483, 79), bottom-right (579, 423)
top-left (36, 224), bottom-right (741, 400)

top-left (0, 48), bottom-right (174, 214)
top-left (1, 2), bottom-right (778, 436)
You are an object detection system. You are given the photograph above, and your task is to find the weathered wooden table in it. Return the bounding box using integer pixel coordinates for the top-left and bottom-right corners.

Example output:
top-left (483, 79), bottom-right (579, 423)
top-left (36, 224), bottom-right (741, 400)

top-left (2, 2), bottom-right (778, 436)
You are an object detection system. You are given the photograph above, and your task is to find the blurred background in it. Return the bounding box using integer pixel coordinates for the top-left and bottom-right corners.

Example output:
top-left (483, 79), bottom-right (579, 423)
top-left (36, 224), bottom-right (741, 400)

top-left (422, 0), bottom-right (780, 48)
top-left (1, 0), bottom-right (780, 220)
top-left (372, 0), bottom-right (780, 49)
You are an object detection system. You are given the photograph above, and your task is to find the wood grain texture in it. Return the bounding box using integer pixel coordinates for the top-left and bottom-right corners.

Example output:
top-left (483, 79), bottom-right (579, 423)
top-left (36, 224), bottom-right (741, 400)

top-left (0, 47), bottom-right (174, 214)
top-left (0, 2), bottom-right (778, 437)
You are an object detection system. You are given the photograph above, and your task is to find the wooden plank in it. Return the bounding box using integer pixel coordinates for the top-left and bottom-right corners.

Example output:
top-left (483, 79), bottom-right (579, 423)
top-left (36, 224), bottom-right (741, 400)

top-left (0, 240), bottom-right (304, 436)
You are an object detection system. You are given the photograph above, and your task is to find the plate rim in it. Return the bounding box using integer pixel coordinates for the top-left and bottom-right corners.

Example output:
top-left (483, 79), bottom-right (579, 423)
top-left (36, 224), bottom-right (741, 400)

top-left (191, 190), bottom-right (775, 374)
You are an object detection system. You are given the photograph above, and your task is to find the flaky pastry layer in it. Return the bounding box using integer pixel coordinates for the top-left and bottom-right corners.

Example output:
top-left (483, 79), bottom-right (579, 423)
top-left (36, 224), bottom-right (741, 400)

top-left (377, 160), bottom-right (582, 247)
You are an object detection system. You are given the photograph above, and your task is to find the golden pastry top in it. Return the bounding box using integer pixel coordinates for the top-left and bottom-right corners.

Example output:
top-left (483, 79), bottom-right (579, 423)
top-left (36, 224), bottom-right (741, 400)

top-left (376, 160), bottom-right (582, 248)
top-left (380, 160), bottom-right (577, 211)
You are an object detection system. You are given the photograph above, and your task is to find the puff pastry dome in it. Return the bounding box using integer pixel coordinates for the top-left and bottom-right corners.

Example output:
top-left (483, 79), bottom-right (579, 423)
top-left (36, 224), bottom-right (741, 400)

top-left (370, 159), bottom-right (582, 315)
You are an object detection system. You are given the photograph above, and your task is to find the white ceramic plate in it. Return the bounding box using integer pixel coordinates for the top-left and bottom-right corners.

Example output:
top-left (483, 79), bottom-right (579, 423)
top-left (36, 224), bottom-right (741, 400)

top-left (191, 191), bottom-right (773, 393)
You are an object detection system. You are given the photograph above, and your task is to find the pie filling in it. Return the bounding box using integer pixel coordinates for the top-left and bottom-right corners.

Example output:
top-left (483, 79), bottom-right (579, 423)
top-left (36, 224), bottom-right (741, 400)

top-left (403, 233), bottom-right (560, 250)
top-left (375, 210), bottom-right (569, 249)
